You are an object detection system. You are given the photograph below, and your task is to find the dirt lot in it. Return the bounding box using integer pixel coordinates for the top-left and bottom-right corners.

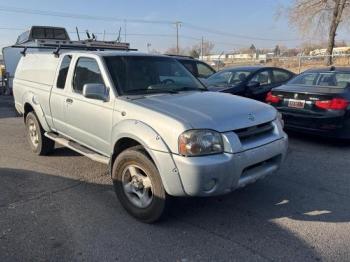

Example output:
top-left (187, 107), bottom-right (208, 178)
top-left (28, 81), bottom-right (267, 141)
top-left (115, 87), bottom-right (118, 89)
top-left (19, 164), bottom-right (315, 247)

top-left (1, 96), bottom-right (350, 261)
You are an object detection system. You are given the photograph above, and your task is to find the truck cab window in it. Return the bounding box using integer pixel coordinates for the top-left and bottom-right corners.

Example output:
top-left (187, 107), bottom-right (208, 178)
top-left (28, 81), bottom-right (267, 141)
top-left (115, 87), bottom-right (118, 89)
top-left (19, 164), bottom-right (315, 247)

top-left (73, 57), bottom-right (104, 94)
top-left (56, 55), bottom-right (72, 89)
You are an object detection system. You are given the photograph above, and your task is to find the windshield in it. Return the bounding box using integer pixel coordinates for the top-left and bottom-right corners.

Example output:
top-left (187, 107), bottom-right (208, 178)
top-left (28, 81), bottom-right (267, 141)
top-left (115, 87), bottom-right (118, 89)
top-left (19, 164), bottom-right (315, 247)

top-left (104, 56), bottom-right (206, 95)
top-left (289, 72), bottom-right (350, 88)
top-left (206, 69), bottom-right (253, 86)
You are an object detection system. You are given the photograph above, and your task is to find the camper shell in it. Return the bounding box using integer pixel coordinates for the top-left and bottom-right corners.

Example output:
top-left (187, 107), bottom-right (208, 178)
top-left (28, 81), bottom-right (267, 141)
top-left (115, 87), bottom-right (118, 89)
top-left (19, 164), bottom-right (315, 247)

top-left (2, 26), bottom-right (131, 93)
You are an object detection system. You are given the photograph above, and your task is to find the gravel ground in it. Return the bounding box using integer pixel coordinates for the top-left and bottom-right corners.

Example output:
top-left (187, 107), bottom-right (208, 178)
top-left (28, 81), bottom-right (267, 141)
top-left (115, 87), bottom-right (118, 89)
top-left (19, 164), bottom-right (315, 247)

top-left (0, 95), bottom-right (349, 261)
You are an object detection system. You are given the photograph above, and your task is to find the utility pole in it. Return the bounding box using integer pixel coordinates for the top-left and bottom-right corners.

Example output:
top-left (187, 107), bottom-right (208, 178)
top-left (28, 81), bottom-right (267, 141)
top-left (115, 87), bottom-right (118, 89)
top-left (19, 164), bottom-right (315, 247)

top-left (103, 30), bottom-right (106, 41)
top-left (201, 36), bottom-right (204, 60)
top-left (175, 21), bottom-right (182, 54)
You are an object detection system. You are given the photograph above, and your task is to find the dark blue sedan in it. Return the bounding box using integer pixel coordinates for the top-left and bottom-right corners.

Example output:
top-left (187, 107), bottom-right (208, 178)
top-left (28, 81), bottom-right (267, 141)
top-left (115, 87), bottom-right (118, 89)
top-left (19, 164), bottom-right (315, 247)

top-left (204, 66), bottom-right (295, 101)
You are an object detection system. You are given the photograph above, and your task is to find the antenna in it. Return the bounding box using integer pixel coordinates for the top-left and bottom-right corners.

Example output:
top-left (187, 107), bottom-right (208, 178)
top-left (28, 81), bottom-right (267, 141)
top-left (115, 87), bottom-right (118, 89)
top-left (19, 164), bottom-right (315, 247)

top-left (75, 27), bottom-right (80, 41)
top-left (86, 30), bottom-right (91, 39)
top-left (116, 27), bottom-right (122, 43)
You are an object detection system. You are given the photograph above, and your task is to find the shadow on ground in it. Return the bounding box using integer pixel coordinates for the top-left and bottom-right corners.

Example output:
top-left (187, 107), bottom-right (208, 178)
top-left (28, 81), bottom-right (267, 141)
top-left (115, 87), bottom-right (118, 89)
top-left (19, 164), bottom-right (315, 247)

top-left (0, 168), bottom-right (336, 261)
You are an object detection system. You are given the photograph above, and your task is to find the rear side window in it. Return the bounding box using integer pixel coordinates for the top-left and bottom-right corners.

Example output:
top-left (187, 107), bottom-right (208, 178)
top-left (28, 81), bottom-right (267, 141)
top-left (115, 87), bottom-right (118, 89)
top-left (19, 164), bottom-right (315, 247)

top-left (197, 62), bottom-right (215, 78)
top-left (73, 57), bottom-right (104, 93)
top-left (273, 70), bottom-right (292, 83)
top-left (250, 70), bottom-right (272, 86)
top-left (56, 55), bottom-right (72, 89)
top-left (180, 61), bottom-right (197, 76)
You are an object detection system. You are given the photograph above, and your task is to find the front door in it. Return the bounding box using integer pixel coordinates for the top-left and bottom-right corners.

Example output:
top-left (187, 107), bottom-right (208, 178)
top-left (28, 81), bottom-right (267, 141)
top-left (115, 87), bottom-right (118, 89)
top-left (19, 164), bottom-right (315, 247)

top-left (247, 69), bottom-right (274, 101)
top-left (64, 56), bottom-right (114, 156)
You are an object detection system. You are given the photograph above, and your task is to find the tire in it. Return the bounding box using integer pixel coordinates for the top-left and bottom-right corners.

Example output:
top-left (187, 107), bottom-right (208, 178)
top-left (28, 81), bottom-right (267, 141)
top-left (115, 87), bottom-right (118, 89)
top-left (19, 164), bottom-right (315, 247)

top-left (112, 146), bottom-right (167, 223)
top-left (25, 112), bottom-right (54, 155)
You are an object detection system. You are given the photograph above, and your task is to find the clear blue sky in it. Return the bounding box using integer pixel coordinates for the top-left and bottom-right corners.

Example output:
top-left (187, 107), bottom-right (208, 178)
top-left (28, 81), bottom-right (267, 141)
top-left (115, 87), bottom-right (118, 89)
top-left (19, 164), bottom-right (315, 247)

top-left (0, 0), bottom-right (347, 53)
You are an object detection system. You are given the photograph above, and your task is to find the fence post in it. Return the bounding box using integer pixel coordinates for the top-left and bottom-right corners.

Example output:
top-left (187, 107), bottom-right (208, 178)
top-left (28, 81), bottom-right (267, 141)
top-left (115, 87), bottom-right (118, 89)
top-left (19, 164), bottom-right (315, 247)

top-left (298, 55), bottom-right (302, 74)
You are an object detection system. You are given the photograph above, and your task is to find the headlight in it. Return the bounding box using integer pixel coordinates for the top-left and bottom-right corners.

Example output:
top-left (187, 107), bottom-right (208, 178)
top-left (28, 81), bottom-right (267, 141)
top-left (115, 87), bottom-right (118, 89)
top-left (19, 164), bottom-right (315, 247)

top-left (178, 130), bottom-right (223, 156)
top-left (277, 112), bottom-right (284, 128)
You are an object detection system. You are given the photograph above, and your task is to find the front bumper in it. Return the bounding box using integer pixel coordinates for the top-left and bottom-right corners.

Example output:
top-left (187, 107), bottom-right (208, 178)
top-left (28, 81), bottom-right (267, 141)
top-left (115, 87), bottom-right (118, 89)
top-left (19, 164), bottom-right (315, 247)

top-left (172, 136), bottom-right (288, 197)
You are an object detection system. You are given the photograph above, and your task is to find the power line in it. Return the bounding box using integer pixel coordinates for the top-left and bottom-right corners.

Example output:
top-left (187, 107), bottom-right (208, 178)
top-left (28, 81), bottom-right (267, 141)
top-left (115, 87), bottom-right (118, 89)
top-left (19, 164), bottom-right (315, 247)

top-left (0, 5), bottom-right (307, 42)
top-left (183, 22), bottom-right (305, 42)
top-left (0, 5), bottom-right (174, 25)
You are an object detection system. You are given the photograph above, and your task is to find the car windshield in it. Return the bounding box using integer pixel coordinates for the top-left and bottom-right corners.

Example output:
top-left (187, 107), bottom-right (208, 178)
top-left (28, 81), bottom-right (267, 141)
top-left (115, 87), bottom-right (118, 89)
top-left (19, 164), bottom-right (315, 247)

top-left (104, 56), bottom-right (206, 95)
top-left (289, 72), bottom-right (350, 88)
top-left (206, 69), bottom-right (253, 86)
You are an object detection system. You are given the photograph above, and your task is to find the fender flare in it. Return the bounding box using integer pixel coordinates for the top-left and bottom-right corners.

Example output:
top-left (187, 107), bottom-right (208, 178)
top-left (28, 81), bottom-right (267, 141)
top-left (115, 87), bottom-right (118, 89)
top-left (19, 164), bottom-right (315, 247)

top-left (22, 92), bottom-right (51, 131)
top-left (111, 119), bottom-right (171, 153)
top-left (111, 119), bottom-right (186, 196)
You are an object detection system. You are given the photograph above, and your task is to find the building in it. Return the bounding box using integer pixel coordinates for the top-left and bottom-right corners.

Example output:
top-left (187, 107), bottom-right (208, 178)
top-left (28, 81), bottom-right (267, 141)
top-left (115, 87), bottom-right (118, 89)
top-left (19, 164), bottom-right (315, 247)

top-left (309, 46), bottom-right (350, 56)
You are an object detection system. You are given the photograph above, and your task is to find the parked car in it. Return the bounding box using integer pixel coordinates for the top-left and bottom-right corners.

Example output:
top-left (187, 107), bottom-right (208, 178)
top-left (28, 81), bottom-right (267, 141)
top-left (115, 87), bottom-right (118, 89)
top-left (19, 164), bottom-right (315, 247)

top-left (13, 50), bottom-right (288, 223)
top-left (166, 55), bottom-right (216, 79)
top-left (204, 66), bottom-right (295, 101)
top-left (266, 67), bottom-right (350, 139)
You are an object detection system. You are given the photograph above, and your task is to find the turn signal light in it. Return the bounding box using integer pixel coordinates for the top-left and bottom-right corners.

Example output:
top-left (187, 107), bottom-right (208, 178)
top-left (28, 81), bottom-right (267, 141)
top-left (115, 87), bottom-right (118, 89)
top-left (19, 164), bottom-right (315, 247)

top-left (266, 92), bottom-right (281, 104)
top-left (315, 98), bottom-right (349, 110)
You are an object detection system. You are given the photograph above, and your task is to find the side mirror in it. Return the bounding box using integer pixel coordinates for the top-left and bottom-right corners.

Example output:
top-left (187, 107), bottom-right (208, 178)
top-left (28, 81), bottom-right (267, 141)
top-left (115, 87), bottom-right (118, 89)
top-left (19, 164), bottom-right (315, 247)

top-left (83, 83), bottom-right (109, 101)
top-left (247, 81), bottom-right (260, 91)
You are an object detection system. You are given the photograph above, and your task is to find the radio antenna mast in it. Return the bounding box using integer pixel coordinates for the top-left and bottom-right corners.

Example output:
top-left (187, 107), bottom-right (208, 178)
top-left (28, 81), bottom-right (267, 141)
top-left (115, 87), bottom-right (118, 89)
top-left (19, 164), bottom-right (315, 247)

top-left (75, 27), bottom-right (80, 41)
top-left (116, 27), bottom-right (122, 43)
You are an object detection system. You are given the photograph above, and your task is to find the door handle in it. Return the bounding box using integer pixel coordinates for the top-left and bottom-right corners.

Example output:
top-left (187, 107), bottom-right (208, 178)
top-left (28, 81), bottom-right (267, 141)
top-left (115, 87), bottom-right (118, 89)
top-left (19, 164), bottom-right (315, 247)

top-left (66, 98), bottom-right (73, 104)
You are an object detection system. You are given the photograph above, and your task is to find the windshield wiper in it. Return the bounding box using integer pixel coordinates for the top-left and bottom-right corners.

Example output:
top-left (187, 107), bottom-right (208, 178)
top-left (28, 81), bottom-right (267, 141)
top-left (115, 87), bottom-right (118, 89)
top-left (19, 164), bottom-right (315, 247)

top-left (125, 88), bottom-right (178, 95)
top-left (174, 86), bottom-right (208, 92)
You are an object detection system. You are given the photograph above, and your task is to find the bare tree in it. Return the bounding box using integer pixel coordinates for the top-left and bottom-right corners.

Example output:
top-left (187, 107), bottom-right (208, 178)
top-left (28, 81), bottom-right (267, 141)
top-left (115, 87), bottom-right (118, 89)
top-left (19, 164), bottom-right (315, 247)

top-left (287, 0), bottom-right (350, 65)
top-left (164, 46), bottom-right (187, 55)
top-left (200, 41), bottom-right (215, 56)
top-left (189, 41), bottom-right (215, 57)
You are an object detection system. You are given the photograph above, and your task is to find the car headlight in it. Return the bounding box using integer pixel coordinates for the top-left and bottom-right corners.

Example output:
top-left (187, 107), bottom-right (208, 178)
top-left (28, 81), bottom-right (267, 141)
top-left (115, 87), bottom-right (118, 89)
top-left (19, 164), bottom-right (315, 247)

top-left (277, 112), bottom-right (284, 128)
top-left (178, 129), bottom-right (224, 156)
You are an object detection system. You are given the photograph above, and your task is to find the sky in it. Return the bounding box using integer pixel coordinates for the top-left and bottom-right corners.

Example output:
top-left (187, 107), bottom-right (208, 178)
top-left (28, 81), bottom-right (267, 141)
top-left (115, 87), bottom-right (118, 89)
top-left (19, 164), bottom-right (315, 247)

top-left (0, 0), bottom-right (348, 53)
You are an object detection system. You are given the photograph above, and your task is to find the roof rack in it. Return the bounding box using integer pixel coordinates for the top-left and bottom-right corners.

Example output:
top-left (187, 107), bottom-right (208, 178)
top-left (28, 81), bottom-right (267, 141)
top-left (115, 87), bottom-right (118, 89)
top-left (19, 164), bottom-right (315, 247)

top-left (12, 42), bottom-right (138, 57)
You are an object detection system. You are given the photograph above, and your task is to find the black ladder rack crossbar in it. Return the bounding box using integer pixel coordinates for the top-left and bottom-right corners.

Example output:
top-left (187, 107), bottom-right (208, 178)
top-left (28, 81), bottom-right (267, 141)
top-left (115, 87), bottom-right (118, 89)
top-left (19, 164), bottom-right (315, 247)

top-left (12, 44), bottom-right (138, 56)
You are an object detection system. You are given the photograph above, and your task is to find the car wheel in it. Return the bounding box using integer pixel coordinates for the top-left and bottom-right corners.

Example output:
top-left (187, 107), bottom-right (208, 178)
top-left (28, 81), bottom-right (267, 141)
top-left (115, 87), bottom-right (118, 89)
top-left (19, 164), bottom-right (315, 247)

top-left (112, 146), bottom-right (167, 223)
top-left (25, 112), bottom-right (54, 155)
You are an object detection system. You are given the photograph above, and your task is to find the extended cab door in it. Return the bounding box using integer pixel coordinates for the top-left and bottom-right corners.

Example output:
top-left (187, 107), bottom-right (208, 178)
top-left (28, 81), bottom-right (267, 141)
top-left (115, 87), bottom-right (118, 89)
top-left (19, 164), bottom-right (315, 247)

top-left (50, 55), bottom-right (72, 134)
top-left (64, 55), bottom-right (114, 156)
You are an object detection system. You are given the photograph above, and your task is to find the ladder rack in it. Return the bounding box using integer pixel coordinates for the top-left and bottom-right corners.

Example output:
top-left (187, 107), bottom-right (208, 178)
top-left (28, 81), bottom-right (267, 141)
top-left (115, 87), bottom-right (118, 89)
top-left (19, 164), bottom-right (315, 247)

top-left (12, 41), bottom-right (137, 57)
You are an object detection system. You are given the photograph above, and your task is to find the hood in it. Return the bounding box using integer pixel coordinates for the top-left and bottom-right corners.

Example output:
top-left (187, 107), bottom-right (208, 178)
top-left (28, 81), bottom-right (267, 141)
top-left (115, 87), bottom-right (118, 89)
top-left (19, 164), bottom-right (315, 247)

top-left (207, 84), bottom-right (233, 92)
top-left (131, 91), bottom-right (277, 132)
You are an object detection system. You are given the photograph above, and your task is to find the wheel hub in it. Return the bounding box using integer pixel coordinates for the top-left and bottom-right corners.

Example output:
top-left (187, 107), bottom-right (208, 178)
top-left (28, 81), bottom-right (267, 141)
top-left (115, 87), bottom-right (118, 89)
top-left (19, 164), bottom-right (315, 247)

top-left (27, 119), bottom-right (39, 147)
top-left (122, 164), bottom-right (153, 209)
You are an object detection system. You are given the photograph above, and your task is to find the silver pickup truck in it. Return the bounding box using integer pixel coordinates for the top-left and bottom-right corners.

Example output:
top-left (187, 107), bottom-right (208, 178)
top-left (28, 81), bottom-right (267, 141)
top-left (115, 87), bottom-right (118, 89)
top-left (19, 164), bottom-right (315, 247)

top-left (13, 51), bottom-right (288, 222)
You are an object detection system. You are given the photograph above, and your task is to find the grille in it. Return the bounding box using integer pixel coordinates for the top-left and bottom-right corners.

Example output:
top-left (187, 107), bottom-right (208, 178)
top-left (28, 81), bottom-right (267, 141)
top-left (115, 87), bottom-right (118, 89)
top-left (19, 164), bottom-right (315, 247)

top-left (234, 121), bottom-right (274, 140)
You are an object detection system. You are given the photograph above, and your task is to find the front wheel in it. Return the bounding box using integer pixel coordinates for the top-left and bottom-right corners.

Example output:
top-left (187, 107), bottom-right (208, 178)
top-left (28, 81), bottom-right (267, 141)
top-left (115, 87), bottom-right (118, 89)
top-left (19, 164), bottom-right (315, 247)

top-left (25, 112), bottom-right (54, 155)
top-left (112, 146), bottom-right (167, 223)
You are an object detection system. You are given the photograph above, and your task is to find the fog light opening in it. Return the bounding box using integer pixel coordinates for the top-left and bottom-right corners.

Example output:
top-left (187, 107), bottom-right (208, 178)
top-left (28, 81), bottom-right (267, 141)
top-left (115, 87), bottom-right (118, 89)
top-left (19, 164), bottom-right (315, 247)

top-left (203, 179), bottom-right (217, 192)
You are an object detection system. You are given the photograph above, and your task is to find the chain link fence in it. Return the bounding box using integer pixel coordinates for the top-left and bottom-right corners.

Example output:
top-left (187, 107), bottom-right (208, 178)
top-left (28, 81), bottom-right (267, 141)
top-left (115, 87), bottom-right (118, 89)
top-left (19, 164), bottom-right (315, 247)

top-left (204, 54), bottom-right (350, 73)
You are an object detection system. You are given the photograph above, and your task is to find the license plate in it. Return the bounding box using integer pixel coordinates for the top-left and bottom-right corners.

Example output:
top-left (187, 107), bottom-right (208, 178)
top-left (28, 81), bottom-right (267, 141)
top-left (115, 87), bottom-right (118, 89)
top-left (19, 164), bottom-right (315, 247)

top-left (288, 99), bottom-right (305, 109)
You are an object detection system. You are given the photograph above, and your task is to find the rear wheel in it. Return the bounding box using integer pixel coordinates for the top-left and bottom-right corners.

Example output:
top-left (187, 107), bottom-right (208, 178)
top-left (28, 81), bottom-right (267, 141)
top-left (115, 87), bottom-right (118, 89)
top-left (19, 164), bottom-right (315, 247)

top-left (112, 146), bottom-right (167, 223)
top-left (25, 112), bottom-right (54, 155)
